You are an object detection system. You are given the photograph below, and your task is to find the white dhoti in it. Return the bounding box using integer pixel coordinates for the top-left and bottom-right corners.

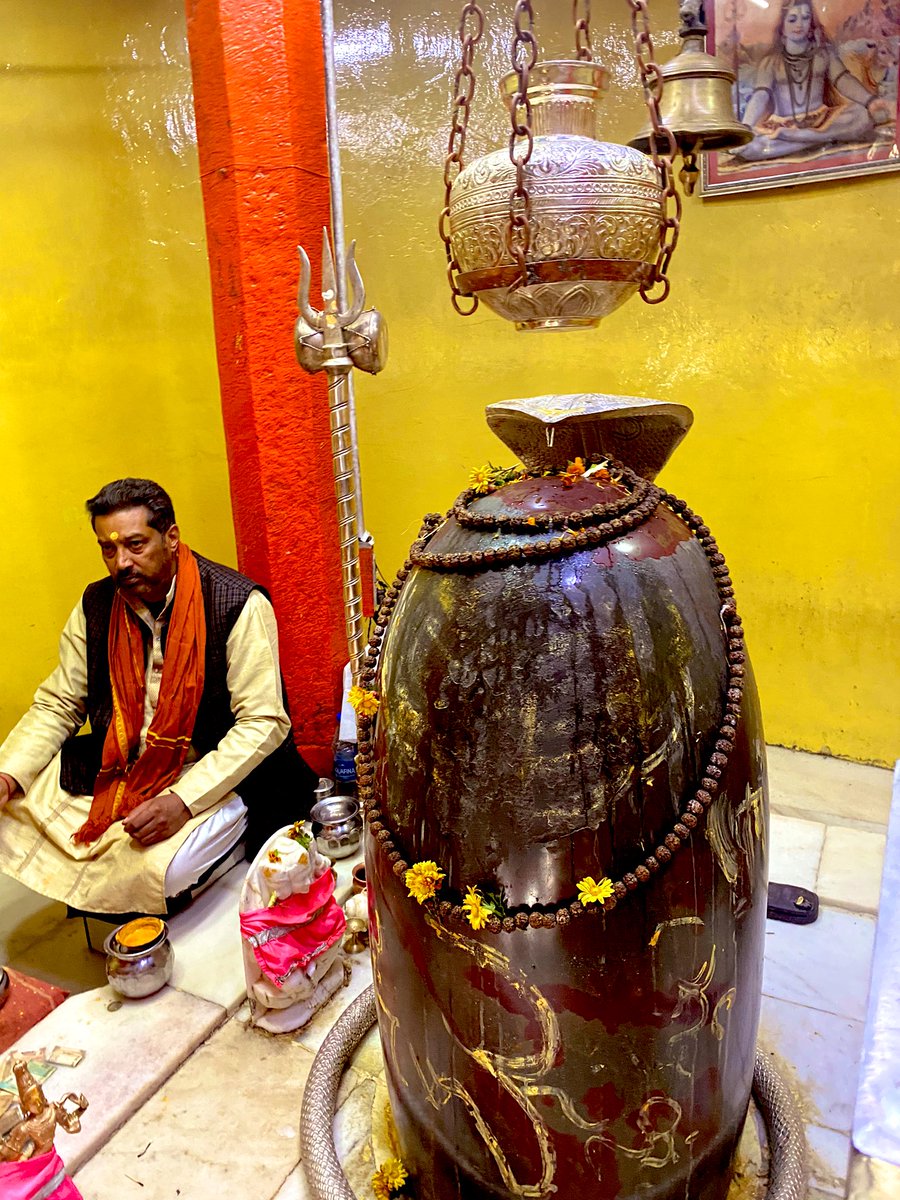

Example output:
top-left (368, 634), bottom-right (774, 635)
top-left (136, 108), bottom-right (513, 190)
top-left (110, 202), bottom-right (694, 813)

top-left (0, 587), bottom-right (290, 915)
top-left (0, 754), bottom-right (247, 914)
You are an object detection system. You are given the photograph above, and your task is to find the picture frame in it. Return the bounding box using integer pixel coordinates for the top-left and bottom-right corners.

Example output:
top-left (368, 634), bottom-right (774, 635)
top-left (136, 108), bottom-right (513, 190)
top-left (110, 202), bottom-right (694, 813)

top-left (701, 0), bottom-right (900, 195)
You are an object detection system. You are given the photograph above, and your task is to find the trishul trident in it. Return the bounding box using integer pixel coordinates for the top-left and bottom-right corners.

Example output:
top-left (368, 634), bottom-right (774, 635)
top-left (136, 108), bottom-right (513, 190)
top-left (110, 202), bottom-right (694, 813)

top-left (294, 229), bottom-right (387, 682)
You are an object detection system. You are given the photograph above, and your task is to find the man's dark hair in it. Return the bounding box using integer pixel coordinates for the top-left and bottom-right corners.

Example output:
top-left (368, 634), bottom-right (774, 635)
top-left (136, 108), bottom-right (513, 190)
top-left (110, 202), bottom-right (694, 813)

top-left (86, 479), bottom-right (176, 533)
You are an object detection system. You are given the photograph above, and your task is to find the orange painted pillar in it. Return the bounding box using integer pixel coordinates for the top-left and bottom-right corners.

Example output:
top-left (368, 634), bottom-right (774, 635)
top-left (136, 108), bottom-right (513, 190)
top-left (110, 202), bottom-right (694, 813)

top-left (186, 0), bottom-right (345, 774)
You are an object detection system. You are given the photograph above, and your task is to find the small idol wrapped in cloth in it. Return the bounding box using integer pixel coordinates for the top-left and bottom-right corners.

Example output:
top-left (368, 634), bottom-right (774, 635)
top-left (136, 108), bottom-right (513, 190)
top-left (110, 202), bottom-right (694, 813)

top-left (239, 823), bottom-right (346, 1032)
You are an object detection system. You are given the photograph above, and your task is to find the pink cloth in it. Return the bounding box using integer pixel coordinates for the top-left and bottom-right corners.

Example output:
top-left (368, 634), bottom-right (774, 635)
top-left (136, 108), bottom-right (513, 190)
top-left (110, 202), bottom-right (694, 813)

top-left (0, 1149), bottom-right (82, 1200)
top-left (239, 868), bottom-right (345, 988)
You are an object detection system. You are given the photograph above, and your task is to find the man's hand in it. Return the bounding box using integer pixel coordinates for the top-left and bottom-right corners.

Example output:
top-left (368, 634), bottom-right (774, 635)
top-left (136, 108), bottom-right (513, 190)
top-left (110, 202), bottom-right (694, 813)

top-left (123, 792), bottom-right (190, 847)
top-left (0, 773), bottom-right (20, 810)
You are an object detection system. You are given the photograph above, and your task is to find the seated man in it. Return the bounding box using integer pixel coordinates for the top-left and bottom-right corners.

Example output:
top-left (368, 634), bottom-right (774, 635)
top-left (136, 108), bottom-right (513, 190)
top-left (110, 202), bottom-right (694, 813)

top-left (0, 478), bottom-right (316, 915)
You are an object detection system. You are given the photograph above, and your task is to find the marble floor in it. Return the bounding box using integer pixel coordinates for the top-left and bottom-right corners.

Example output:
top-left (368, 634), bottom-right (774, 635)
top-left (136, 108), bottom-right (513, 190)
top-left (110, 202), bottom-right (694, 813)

top-left (0, 745), bottom-right (893, 1200)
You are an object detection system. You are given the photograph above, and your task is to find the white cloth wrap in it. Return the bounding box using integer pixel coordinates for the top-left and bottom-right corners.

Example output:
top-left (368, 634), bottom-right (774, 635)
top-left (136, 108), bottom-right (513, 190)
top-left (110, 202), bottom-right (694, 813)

top-left (239, 826), bottom-right (345, 1027)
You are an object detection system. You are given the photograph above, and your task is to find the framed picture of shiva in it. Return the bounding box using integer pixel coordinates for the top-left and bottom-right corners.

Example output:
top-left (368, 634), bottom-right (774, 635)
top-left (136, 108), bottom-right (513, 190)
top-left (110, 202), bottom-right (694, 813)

top-left (702, 0), bottom-right (899, 194)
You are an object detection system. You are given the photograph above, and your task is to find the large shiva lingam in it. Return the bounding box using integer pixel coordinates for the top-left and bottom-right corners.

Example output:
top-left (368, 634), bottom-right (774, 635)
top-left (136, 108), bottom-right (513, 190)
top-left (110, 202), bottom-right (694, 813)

top-left (354, 395), bottom-right (775, 1200)
top-left (300, 408), bottom-right (806, 1200)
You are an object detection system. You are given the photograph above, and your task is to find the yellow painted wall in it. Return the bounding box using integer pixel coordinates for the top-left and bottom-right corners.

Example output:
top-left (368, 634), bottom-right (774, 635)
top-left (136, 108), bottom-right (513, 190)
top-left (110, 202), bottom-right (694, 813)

top-left (335, 0), bottom-right (900, 764)
top-left (2, 1), bottom-right (896, 767)
top-left (0, 2), bottom-right (233, 739)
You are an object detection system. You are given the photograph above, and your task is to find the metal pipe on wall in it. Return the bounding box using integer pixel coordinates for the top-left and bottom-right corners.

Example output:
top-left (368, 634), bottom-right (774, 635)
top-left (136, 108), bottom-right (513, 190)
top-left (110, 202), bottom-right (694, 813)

top-left (319, 0), bottom-right (366, 538)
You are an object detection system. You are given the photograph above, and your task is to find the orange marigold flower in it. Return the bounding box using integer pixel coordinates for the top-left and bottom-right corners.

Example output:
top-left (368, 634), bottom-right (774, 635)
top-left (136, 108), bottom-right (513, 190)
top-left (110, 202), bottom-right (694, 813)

top-left (267, 849), bottom-right (282, 864)
top-left (577, 875), bottom-right (615, 905)
top-left (348, 685), bottom-right (380, 717)
top-left (405, 861), bottom-right (446, 904)
top-left (561, 456), bottom-right (586, 488)
top-left (526, 517), bottom-right (537, 526)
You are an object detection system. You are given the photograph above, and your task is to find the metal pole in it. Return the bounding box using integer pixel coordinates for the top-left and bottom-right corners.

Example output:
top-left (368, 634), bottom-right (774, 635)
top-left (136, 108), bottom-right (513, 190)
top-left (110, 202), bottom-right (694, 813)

top-left (319, 0), bottom-right (366, 534)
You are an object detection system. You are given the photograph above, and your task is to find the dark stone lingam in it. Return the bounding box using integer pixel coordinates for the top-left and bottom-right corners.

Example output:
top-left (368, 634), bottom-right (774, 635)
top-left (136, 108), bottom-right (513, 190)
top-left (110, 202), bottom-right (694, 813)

top-left (365, 394), bottom-right (768, 1200)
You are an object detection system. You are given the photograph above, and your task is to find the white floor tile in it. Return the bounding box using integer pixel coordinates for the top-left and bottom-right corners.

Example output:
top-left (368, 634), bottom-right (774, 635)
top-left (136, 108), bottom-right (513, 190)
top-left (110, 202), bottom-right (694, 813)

top-left (5, 910), bottom-right (109, 994)
top-left (11, 984), bottom-right (225, 1174)
top-left (267, 1056), bottom-right (391, 1200)
top-left (167, 862), bottom-right (247, 1012)
top-left (73, 1015), bottom-right (315, 1199)
top-left (334, 1069), bottom-right (379, 1188)
top-left (758, 994), bottom-right (865, 1134)
top-left (817, 826), bottom-right (886, 915)
top-left (0, 873), bottom-right (68, 958)
top-left (806, 1123), bottom-right (852, 1195)
top-left (768, 813), bottom-right (826, 890)
top-left (767, 746), bottom-right (893, 831)
top-left (270, 1164), bottom-right (312, 1200)
top-left (291, 950), bottom-right (373, 1054)
top-left (347, 1019), bottom-right (385, 1081)
top-left (762, 906), bottom-right (876, 1022)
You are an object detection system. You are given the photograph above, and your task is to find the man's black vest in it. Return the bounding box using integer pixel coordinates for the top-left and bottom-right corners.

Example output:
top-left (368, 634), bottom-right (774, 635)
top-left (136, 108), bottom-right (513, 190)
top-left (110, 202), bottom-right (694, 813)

top-left (59, 552), bottom-right (316, 855)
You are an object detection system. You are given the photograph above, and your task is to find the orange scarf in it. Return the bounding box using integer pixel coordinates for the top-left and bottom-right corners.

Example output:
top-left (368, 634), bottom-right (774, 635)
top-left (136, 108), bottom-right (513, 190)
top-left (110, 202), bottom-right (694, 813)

top-left (73, 543), bottom-right (206, 845)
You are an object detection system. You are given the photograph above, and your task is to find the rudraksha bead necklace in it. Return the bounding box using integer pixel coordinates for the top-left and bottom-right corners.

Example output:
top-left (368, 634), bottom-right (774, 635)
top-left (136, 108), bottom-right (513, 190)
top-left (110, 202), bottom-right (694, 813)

top-left (353, 475), bottom-right (745, 935)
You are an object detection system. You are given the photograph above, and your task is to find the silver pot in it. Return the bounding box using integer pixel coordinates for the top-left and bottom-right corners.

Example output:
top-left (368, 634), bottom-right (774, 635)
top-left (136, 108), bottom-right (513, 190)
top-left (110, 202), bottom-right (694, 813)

top-left (310, 796), bottom-right (362, 860)
top-left (104, 917), bottom-right (173, 999)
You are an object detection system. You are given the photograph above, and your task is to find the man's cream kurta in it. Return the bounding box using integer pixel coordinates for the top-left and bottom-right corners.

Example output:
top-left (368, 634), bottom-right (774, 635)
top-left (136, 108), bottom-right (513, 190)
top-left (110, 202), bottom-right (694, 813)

top-left (0, 588), bottom-right (289, 913)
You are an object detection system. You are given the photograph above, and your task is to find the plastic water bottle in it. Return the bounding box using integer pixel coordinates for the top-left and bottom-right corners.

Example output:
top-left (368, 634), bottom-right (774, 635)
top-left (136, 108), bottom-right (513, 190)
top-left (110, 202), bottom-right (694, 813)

top-left (332, 715), bottom-right (357, 797)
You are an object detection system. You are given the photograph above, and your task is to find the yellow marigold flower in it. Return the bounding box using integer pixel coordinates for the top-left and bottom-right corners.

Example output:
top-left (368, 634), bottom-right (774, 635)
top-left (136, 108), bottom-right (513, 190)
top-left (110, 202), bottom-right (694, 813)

top-left (349, 685), bottom-right (380, 717)
top-left (577, 875), bottom-right (615, 905)
top-left (469, 465), bottom-right (492, 494)
top-left (463, 886), bottom-right (489, 931)
top-left (372, 1158), bottom-right (407, 1199)
top-left (267, 849), bottom-right (282, 864)
top-left (405, 861), bottom-right (446, 904)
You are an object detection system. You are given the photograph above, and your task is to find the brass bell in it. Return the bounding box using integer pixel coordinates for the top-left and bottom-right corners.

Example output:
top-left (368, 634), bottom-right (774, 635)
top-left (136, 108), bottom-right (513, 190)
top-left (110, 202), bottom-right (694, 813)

top-left (629, 0), bottom-right (751, 192)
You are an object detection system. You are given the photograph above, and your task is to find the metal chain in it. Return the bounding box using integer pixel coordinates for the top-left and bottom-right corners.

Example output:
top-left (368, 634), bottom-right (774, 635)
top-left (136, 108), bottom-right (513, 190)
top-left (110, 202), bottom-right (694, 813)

top-left (573, 0), bottom-right (594, 60)
top-left (627, 0), bottom-right (682, 303)
top-left (439, 1), bottom-right (485, 315)
top-left (505, 0), bottom-right (537, 288)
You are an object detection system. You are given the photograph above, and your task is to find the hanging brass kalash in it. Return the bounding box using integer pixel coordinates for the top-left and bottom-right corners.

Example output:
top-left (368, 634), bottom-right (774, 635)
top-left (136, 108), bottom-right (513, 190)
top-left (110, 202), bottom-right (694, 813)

top-left (337, 6), bottom-right (784, 1200)
top-left (440, 0), bottom-right (688, 330)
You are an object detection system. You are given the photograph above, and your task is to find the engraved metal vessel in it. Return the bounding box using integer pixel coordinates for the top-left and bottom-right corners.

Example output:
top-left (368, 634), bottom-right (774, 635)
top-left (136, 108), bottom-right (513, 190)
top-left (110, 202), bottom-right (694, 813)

top-left (448, 61), bottom-right (664, 331)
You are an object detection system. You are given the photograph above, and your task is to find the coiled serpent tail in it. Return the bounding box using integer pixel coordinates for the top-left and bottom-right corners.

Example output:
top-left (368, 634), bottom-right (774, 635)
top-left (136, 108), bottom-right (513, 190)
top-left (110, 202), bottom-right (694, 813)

top-left (300, 985), bottom-right (807, 1200)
